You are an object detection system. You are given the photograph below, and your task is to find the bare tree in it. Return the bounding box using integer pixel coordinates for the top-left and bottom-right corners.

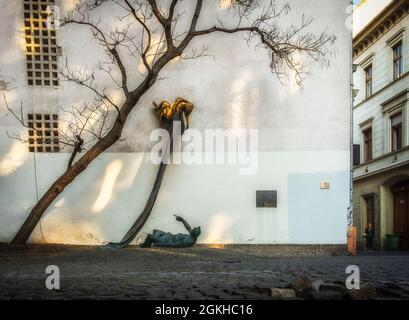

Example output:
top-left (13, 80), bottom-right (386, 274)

top-left (8, 0), bottom-right (335, 244)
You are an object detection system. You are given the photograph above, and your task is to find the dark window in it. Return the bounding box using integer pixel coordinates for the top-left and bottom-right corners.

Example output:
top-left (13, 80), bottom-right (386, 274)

top-left (362, 127), bottom-right (372, 162)
top-left (365, 64), bottom-right (372, 98)
top-left (393, 42), bottom-right (403, 80)
top-left (391, 112), bottom-right (403, 152)
top-left (353, 144), bottom-right (360, 166)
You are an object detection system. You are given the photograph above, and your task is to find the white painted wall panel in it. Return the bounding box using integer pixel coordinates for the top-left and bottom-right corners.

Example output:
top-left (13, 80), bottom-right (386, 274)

top-left (0, 0), bottom-right (351, 244)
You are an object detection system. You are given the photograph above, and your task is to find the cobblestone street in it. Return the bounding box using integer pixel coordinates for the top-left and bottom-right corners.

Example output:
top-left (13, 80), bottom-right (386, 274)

top-left (1, 245), bottom-right (409, 300)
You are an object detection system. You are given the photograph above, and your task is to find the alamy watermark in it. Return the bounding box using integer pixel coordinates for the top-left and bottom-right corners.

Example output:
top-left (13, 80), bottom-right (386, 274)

top-left (345, 265), bottom-right (360, 290)
top-left (149, 122), bottom-right (259, 175)
top-left (45, 265), bottom-right (60, 290)
top-left (43, 264), bottom-right (361, 292)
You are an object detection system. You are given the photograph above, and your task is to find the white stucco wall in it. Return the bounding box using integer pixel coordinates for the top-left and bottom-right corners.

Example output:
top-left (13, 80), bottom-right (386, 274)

top-left (0, 0), bottom-right (351, 245)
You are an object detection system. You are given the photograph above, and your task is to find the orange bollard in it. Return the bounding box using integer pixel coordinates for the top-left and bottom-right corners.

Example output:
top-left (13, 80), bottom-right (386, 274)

top-left (347, 226), bottom-right (357, 256)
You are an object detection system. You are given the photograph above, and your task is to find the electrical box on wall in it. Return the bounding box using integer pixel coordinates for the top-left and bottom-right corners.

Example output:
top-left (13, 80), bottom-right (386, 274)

top-left (256, 190), bottom-right (277, 208)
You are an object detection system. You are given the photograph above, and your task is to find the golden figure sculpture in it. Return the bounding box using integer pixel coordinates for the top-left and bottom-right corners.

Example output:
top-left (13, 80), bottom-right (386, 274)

top-left (153, 97), bottom-right (194, 127)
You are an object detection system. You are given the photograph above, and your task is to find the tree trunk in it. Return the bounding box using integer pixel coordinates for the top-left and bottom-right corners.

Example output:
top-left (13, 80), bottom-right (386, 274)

top-left (107, 111), bottom-right (186, 248)
top-left (11, 142), bottom-right (108, 244)
top-left (11, 76), bottom-right (156, 245)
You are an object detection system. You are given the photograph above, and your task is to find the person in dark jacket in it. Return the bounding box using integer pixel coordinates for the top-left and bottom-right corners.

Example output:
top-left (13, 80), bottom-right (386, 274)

top-left (364, 223), bottom-right (375, 251)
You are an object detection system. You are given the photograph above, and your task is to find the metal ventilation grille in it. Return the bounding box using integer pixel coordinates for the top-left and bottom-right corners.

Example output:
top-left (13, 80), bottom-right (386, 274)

top-left (23, 0), bottom-right (59, 87)
top-left (27, 113), bottom-right (60, 152)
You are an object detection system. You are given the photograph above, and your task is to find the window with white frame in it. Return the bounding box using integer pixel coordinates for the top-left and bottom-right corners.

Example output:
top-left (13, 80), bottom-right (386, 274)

top-left (359, 119), bottom-right (373, 163)
top-left (390, 112), bottom-right (403, 152)
top-left (365, 64), bottom-right (373, 98)
top-left (23, 0), bottom-right (59, 87)
top-left (358, 53), bottom-right (374, 100)
top-left (387, 28), bottom-right (405, 82)
top-left (393, 41), bottom-right (403, 80)
top-left (362, 126), bottom-right (373, 162)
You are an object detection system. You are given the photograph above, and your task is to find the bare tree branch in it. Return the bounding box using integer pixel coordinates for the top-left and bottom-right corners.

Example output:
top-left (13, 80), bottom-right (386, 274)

top-left (67, 135), bottom-right (84, 169)
top-left (61, 5), bottom-right (130, 95)
top-left (123, 0), bottom-right (153, 72)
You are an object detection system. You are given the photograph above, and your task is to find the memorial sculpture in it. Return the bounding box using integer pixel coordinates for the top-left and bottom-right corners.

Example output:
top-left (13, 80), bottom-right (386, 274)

top-left (140, 215), bottom-right (201, 248)
top-left (106, 98), bottom-right (194, 249)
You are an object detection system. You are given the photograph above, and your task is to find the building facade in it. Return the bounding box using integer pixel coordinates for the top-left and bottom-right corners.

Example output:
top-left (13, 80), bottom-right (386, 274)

top-left (353, 0), bottom-right (409, 250)
top-left (0, 0), bottom-right (350, 246)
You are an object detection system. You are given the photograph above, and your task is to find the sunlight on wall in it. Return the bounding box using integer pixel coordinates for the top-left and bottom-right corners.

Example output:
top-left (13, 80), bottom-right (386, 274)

top-left (116, 155), bottom-right (143, 190)
top-left (0, 140), bottom-right (29, 176)
top-left (53, 198), bottom-right (65, 208)
top-left (36, 216), bottom-right (104, 245)
top-left (137, 34), bottom-right (166, 74)
top-left (219, 0), bottom-right (232, 10)
top-left (203, 212), bottom-right (233, 243)
top-left (170, 56), bottom-right (181, 64)
top-left (61, 0), bottom-right (81, 12)
top-left (226, 70), bottom-right (252, 128)
top-left (0, 20), bottom-right (26, 64)
top-left (92, 159), bottom-right (123, 213)
top-left (11, 36), bottom-right (26, 64)
top-left (110, 90), bottom-right (125, 107)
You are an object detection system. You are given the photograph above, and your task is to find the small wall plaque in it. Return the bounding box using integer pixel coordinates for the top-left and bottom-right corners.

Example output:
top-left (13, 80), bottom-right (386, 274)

top-left (320, 182), bottom-right (330, 189)
top-left (256, 190), bottom-right (277, 208)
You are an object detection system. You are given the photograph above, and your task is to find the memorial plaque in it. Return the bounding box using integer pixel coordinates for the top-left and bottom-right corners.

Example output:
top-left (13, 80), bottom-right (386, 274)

top-left (256, 190), bottom-right (277, 208)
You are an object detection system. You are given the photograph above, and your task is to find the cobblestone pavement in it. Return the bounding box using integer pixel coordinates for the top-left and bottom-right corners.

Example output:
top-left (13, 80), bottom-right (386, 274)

top-left (1, 245), bottom-right (409, 299)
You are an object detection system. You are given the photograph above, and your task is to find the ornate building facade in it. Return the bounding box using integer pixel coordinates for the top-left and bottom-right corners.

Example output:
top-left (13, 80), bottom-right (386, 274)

top-left (353, 0), bottom-right (409, 250)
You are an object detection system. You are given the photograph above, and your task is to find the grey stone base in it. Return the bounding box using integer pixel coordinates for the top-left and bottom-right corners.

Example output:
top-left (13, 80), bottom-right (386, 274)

top-left (0, 243), bottom-right (347, 257)
top-left (196, 244), bottom-right (348, 256)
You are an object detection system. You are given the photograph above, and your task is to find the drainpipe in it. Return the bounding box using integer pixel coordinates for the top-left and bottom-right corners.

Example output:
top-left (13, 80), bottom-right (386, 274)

top-left (347, 10), bottom-right (358, 255)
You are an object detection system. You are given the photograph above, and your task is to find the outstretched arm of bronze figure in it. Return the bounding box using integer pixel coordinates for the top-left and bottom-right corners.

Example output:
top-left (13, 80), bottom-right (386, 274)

top-left (174, 214), bottom-right (193, 235)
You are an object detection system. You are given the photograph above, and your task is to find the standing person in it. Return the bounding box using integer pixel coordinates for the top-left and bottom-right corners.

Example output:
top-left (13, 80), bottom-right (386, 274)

top-left (364, 223), bottom-right (375, 251)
